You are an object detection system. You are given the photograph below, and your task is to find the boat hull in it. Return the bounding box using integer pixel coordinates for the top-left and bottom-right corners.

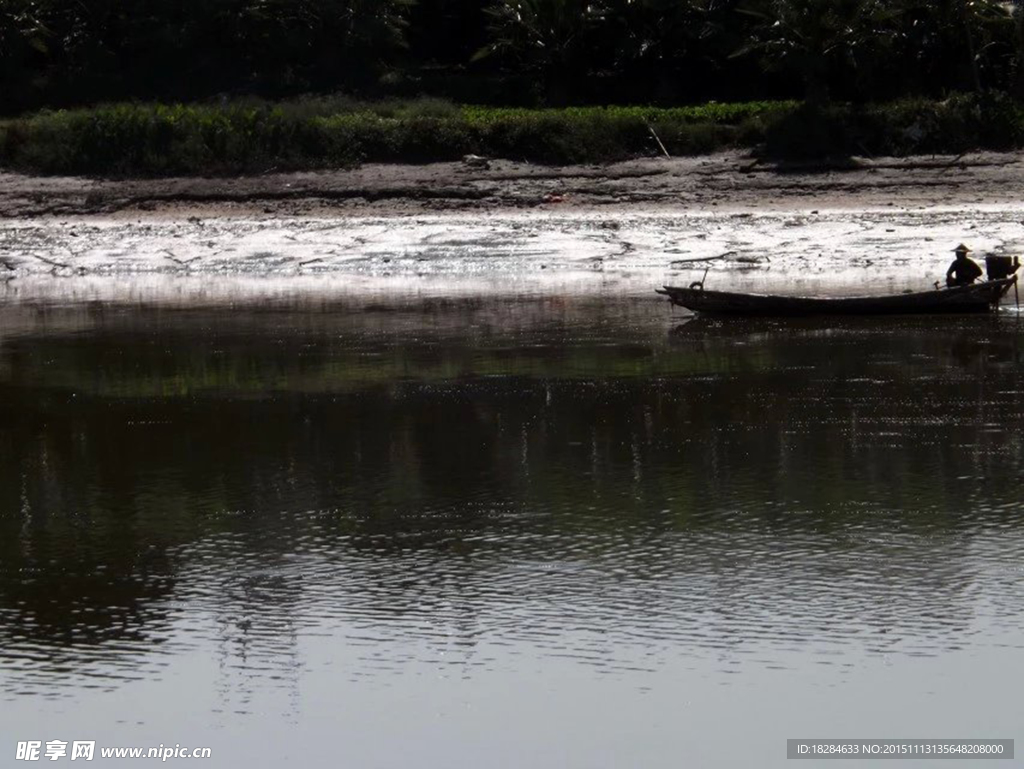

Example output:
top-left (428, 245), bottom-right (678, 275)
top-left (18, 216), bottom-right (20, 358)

top-left (657, 279), bottom-right (1016, 317)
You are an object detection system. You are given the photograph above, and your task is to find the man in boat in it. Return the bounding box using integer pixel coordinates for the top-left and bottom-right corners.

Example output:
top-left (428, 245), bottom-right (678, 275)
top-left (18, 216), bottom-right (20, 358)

top-left (946, 243), bottom-right (983, 287)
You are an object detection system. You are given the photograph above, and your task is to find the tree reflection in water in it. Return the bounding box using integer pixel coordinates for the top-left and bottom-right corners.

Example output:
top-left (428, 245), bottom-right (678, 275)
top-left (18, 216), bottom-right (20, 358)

top-left (1, 297), bottom-right (1023, 700)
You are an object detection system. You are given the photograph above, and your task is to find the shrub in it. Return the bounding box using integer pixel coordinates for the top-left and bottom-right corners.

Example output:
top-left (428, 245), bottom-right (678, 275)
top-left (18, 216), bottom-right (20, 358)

top-left (1, 95), bottom-right (1021, 175)
top-left (762, 92), bottom-right (1024, 159)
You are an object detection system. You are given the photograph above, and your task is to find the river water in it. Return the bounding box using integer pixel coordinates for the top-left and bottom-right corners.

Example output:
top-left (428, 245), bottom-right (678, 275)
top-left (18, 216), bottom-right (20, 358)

top-left (1, 277), bottom-right (1023, 767)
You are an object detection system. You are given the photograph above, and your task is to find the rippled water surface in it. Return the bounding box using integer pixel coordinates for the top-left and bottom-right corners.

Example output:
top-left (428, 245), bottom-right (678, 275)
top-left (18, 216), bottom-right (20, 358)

top-left (2, 293), bottom-right (1023, 767)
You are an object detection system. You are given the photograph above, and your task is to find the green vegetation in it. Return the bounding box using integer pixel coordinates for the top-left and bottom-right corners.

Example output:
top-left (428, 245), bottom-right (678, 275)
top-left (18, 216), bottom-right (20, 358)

top-left (0, 99), bottom-right (784, 174)
top-left (3, 0), bottom-right (1024, 173)
top-left (2, 95), bottom-right (1023, 175)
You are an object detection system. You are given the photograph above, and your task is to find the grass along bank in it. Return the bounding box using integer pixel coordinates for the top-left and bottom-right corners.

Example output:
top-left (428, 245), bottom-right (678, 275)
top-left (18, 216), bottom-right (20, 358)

top-left (1, 95), bottom-right (1022, 177)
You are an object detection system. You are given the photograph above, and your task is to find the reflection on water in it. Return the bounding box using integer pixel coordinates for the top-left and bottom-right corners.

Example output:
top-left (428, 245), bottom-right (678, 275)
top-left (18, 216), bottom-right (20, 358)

top-left (1, 296), bottom-right (1023, 766)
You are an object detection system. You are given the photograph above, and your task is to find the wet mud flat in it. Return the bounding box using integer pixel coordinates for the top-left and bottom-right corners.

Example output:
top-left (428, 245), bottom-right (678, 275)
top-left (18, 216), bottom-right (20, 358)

top-left (3, 206), bottom-right (1024, 308)
top-left (3, 151), bottom-right (1024, 306)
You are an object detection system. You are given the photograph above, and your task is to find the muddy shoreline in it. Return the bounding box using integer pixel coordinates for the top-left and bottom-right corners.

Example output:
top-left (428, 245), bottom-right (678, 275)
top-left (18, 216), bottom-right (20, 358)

top-left (3, 150), bottom-right (1024, 219)
top-left (4, 150), bottom-right (1024, 306)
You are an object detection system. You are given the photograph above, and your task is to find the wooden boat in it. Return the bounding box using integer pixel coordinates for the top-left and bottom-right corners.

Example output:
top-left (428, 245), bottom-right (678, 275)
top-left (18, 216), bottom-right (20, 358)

top-left (657, 278), bottom-right (1016, 317)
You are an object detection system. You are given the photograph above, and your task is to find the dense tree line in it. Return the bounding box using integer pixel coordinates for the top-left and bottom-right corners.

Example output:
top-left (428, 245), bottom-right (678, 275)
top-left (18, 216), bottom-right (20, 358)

top-left (1, 0), bottom-right (1023, 113)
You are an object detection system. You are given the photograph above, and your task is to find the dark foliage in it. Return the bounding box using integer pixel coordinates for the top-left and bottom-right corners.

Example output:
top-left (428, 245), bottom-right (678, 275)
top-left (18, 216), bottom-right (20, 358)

top-left (2, 0), bottom-right (1024, 114)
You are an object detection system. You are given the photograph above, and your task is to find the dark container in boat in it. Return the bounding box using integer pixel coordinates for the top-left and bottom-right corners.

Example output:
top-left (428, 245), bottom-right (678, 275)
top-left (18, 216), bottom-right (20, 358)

top-left (985, 255), bottom-right (1020, 280)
